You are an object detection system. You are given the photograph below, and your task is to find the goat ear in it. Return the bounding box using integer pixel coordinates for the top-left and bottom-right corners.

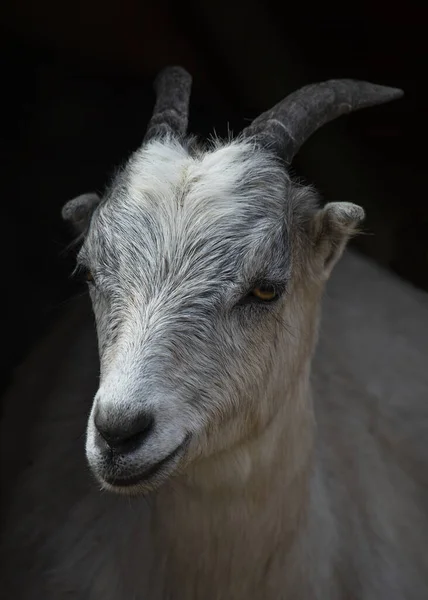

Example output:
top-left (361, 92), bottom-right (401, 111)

top-left (311, 201), bottom-right (365, 277)
top-left (61, 193), bottom-right (100, 234)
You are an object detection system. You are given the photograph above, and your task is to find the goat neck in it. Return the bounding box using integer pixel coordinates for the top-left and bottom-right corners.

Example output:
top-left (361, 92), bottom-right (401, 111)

top-left (149, 362), bottom-right (315, 599)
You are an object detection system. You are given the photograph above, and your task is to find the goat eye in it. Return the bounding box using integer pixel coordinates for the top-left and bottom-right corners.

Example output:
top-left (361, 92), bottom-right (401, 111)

top-left (237, 282), bottom-right (281, 306)
top-left (249, 284), bottom-right (278, 302)
top-left (74, 265), bottom-right (94, 284)
top-left (251, 285), bottom-right (277, 301)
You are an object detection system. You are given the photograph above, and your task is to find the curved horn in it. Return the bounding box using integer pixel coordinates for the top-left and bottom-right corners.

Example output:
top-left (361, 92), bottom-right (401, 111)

top-left (144, 66), bottom-right (192, 142)
top-left (242, 79), bottom-right (404, 165)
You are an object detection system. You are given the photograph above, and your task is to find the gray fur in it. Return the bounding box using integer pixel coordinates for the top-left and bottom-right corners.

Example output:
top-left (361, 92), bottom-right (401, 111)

top-left (80, 138), bottom-right (308, 489)
top-left (0, 72), bottom-right (427, 599)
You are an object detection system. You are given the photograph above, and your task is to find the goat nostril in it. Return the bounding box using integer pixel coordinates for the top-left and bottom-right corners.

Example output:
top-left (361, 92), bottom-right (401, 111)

top-left (93, 409), bottom-right (155, 454)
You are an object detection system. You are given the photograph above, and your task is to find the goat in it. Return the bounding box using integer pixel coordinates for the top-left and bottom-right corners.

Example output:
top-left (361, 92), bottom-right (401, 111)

top-left (1, 66), bottom-right (428, 600)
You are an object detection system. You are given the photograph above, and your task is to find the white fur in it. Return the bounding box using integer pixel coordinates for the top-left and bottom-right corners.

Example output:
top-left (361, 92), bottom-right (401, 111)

top-left (1, 139), bottom-right (428, 599)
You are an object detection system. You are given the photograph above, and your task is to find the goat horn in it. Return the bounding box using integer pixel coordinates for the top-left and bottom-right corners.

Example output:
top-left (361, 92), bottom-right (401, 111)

top-left (242, 79), bottom-right (404, 165)
top-left (144, 66), bottom-right (192, 142)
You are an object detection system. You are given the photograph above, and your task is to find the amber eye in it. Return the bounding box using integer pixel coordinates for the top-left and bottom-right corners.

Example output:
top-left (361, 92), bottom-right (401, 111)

top-left (85, 270), bottom-right (94, 283)
top-left (250, 284), bottom-right (278, 302)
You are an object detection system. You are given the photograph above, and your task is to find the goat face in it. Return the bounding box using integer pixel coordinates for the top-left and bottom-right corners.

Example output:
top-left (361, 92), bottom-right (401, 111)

top-left (63, 138), bottom-right (363, 495)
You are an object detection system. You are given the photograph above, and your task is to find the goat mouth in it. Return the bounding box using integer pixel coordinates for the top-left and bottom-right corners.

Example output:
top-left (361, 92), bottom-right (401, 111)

top-left (102, 435), bottom-right (191, 490)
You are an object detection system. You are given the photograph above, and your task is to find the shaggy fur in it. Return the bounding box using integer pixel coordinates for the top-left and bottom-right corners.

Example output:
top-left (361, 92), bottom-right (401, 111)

top-left (1, 135), bottom-right (427, 599)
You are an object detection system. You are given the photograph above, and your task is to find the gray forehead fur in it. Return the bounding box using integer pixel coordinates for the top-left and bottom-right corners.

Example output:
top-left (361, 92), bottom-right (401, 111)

top-left (79, 137), bottom-right (314, 299)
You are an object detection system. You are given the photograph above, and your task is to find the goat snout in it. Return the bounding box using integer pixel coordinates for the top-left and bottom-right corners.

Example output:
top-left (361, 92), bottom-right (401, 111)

top-left (87, 390), bottom-right (191, 492)
top-left (94, 406), bottom-right (155, 454)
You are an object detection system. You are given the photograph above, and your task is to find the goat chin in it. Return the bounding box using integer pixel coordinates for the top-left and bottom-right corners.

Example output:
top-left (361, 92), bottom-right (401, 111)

top-left (1, 249), bottom-right (428, 600)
